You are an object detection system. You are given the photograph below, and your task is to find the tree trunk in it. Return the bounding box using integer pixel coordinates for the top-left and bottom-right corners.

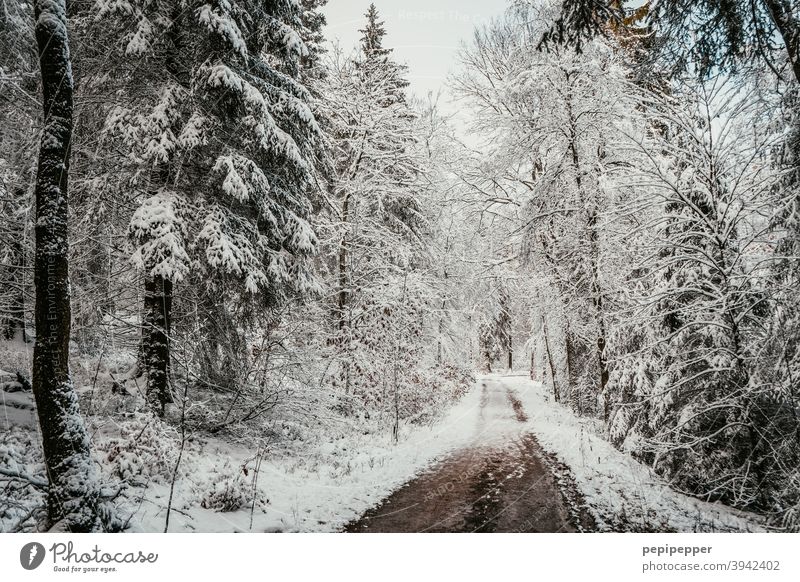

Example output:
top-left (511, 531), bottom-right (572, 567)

top-left (134, 10), bottom-right (185, 391)
top-left (565, 324), bottom-right (577, 411)
top-left (542, 315), bottom-right (559, 402)
top-left (588, 204), bottom-right (610, 418)
top-left (31, 0), bottom-right (102, 532)
top-left (144, 274), bottom-right (173, 416)
top-left (436, 311), bottom-right (443, 364)
top-left (567, 97), bottom-right (609, 414)
top-left (436, 270), bottom-right (448, 364)
top-left (337, 191), bottom-right (351, 332)
top-left (763, 0), bottom-right (800, 84)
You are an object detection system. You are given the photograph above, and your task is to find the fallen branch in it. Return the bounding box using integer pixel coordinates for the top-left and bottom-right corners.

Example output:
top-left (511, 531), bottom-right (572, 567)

top-left (0, 467), bottom-right (48, 489)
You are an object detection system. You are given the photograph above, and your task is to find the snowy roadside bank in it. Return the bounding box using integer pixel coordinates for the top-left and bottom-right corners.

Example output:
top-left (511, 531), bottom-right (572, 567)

top-left (498, 374), bottom-right (766, 532)
top-left (3, 384), bottom-right (482, 533)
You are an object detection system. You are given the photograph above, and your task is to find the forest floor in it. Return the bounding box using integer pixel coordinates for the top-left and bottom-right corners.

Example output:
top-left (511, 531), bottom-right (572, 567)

top-left (0, 341), bottom-right (770, 532)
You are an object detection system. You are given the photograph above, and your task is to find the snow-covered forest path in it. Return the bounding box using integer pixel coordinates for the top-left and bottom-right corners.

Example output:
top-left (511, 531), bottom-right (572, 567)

top-left (346, 378), bottom-right (591, 533)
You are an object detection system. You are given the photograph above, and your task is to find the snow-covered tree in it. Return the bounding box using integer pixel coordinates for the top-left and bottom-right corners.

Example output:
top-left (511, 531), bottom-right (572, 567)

top-left (454, 1), bottom-right (639, 414)
top-left (752, 78), bottom-right (800, 528)
top-left (90, 0), bottom-right (324, 413)
top-left (29, 0), bottom-right (115, 532)
top-left (607, 75), bottom-right (791, 510)
top-left (315, 6), bottom-right (439, 422)
top-left (543, 0), bottom-right (800, 83)
top-left (0, 0), bottom-right (36, 343)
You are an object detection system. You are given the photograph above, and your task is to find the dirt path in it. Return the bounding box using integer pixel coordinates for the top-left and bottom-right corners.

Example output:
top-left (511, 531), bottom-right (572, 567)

top-left (346, 379), bottom-right (593, 533)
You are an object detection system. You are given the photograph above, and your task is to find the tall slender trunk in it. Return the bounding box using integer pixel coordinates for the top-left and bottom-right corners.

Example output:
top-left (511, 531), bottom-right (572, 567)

top-left (567, 96), bottom-right (609, 411)
top-left (542, 315), bottom-right (559, 402)
top-left (538, 232), bottom-right (570, 404)
top-left (139, 9), bottom-right (185, 414)
top-left (31, 0), bottom-right (102, 532)
top-left (565, 324), bottom-right (577, 411)
top-left (337, 190), bottom-right (351, 332)
top-left (587, 204), bottom-right (610, 418)
top-left (436, 298), bottom-right (445, 364)
top-left (436, 267), bottom-right (448, 364)
top-left (336, 190), bottom-right (351, 395)
top-left (144, 275), bottom-right (173, 416)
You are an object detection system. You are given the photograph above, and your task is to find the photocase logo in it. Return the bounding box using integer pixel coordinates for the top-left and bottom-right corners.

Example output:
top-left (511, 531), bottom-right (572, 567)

top-left (20, 542), bottom-right (46, 570)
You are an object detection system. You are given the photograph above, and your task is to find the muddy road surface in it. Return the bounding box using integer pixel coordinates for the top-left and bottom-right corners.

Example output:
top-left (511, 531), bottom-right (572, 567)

top-left (346, 378), bottom-right (592, 533)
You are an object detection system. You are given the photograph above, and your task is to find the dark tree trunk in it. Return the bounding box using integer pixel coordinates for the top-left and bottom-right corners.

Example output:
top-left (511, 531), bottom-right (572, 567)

top-left (436, 269), bottom-right (448, 364)
top-left (565, 324), bottom-right (577, 410)
top-left (588, 204), bottom-right (610, 418)
top-left (529, 348), bottom-right (535, 380)
top-left (567, 97), bottom-right (609, 414)
top-left (542, 315), bottom-right (559, 402)
top-left (337, 191), bottom-right (351, 332)
top-left (31, 0), bottom-right (103, 532)
top-left (144, 275), bottom-right (173, 416)
top-left (134, 10), bottom-right (185, 390)
top-left (763, 0), bottom-right (800, 84)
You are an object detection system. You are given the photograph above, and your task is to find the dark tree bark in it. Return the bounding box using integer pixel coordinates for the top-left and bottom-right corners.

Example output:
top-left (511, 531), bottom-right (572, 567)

top-left (138, 11), bottom-right (185, 415)
top-left (566, 96), bottom-right (609, 413)
top-left (436, 305), bottom-right (444, 364)
top-left (541, 315), bottom-right (559, 402)
top-left (144, 275), bottom-right (173, 416)
top-left (30, 0), bottom-right (102, 532)
top-left (337, 191), bottom-right (350, 332)
top-left (564, 325), bottom-right (576, 407)
top-left (762, 0), bottom-right (800, 84)
top-left (588, 204), bottom-right (610, 418)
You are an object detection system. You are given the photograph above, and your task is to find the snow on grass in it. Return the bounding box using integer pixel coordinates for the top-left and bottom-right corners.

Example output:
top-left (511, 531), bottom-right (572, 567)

top-left (0, 337), bottom-right (481, 533)
top-left (122, 384), bottom-right (485, 532)
top-left (498, 373), bottom-right (766, 532)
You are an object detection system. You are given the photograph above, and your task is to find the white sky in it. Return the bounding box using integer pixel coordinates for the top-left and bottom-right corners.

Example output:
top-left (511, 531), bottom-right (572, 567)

top-left (321, 1), bottom-right (507, 99)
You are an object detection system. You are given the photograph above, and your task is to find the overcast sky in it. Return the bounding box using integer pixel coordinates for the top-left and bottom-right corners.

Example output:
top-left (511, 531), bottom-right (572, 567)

top-left (321, 1), bottom-right (506, 99)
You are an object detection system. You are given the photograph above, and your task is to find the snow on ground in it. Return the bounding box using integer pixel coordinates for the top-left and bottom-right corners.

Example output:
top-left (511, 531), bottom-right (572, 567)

top-left (0, 342), bottom-right (767, 533)
top-left (1, 341), bottom-right (483, 533)
top-left (127, 384), bottom-right (486, 532)
top-left (131, 372), bottom-right (764, 532)
top-left (498, 373), bottom-right (766, 532)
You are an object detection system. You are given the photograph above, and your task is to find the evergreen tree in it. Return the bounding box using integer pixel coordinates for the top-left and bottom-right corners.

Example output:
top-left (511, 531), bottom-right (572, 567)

top-left (89, 0), bottom-right (324, 413)
top-left (358, 3), bottom-right (409, 106)
top-left (0, 0), bottom-right (36, 343)
top-left (544, 0), bottom-right (800, 83)
top-left (319, 8), bottom-right (432, 418)
top-left (607, 77), bottom-right (788, 509)
top-left (359, 3), bottom-right (391, 60)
